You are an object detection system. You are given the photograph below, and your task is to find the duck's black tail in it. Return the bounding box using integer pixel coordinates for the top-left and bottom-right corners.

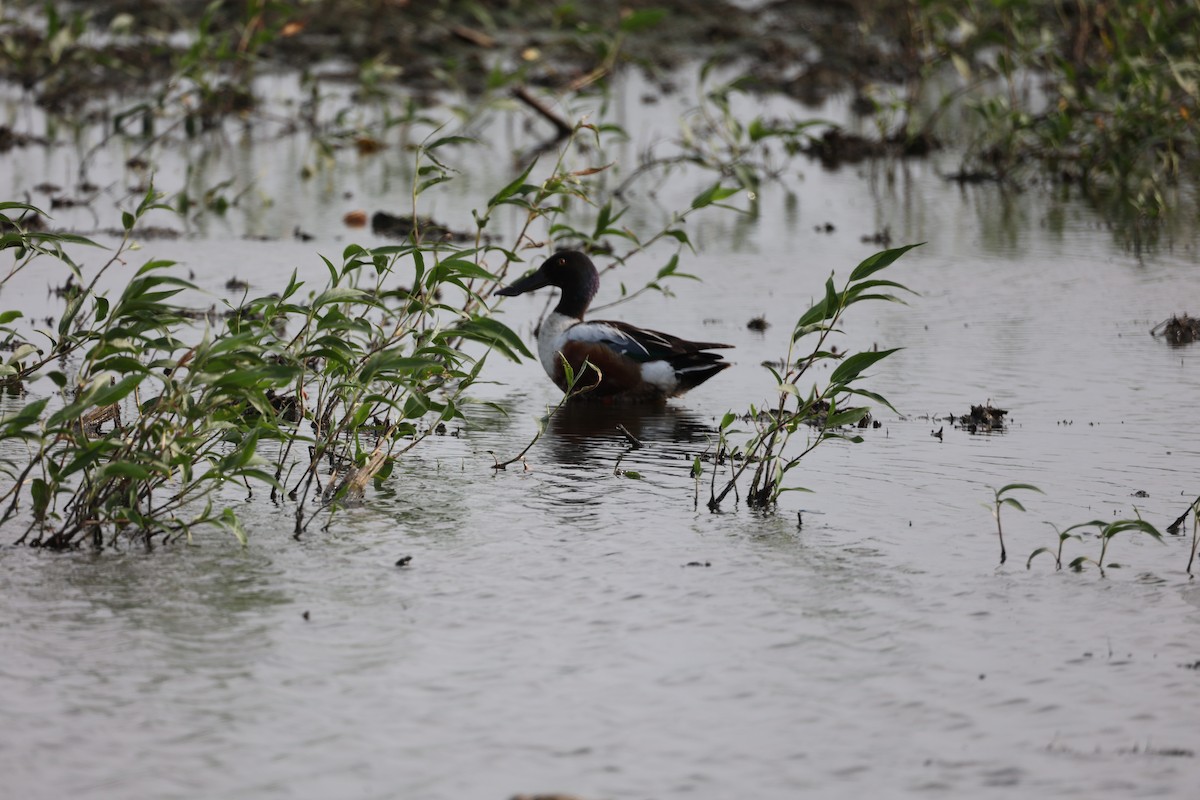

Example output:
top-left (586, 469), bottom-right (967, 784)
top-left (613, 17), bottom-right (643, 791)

top-left (671, 353), bottom-right (732, 394)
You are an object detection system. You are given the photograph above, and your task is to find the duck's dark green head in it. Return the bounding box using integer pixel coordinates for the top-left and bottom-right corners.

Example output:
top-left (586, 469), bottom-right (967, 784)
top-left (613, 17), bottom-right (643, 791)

top-left (496, 250), bottom-right (600, 318)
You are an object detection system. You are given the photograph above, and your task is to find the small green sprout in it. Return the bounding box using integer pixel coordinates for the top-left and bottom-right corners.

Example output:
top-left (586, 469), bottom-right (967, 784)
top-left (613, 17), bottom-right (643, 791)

top-left (985, 483), bottom-right (1043, 565)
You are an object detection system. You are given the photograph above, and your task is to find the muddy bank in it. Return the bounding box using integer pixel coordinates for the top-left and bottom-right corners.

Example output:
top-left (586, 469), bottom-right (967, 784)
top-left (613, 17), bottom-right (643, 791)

top-left (5, 0), bottom-right (909, 110)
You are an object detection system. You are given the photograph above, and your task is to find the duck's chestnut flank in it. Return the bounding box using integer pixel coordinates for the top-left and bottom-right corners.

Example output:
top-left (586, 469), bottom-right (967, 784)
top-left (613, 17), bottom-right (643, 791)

top-left (496, 251), bottom-right (732, 402)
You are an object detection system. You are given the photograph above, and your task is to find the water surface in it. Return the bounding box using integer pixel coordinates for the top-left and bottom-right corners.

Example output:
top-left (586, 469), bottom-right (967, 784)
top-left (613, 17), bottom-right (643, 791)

top-left (2, 68), bottom-right (1199, 800)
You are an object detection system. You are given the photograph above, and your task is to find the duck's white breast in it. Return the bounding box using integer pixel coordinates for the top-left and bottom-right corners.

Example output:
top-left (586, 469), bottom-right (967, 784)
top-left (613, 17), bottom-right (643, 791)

top-left (537, 312), bottom-right (579, 379)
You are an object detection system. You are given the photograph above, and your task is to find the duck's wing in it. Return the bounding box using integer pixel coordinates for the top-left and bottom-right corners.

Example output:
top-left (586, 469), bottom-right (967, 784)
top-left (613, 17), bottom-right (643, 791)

top-left (568, 319), bottom-right (732, 363)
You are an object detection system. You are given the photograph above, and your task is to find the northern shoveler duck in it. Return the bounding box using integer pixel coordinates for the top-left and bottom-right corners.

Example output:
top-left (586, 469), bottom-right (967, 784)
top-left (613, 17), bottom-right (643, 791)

top-left (496, 250), bottom-right (732, 401)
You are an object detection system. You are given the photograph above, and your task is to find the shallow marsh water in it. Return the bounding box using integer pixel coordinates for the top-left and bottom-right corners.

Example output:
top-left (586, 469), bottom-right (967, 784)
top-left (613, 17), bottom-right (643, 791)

top-left (2, 68), bottom-right (1200, 799)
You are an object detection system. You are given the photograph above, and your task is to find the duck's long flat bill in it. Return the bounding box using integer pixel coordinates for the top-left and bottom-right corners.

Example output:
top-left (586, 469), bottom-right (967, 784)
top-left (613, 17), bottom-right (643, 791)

top-left (494, 271), bottom-right (549, 296)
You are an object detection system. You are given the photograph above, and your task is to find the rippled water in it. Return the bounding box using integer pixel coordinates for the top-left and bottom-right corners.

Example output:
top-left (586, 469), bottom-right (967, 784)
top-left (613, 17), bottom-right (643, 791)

top-left (3, 67), bottom-right (1200, 799)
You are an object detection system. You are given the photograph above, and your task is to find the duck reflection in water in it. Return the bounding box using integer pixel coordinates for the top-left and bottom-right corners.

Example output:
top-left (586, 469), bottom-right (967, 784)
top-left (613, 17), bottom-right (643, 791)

top-left (543, 401), bottom-right (716, 467)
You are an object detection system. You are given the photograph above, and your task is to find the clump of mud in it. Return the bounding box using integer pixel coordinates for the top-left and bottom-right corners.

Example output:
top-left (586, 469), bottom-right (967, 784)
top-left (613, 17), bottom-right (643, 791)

top-left (1150, 314), bottom-right (1200, 345)
top-left (955, 403), bottom-right (1007, 433)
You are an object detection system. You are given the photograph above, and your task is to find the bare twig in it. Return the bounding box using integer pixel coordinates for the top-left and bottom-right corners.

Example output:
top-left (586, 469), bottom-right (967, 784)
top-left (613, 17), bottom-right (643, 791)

top-left (512, 86), bottom-right (573, 139)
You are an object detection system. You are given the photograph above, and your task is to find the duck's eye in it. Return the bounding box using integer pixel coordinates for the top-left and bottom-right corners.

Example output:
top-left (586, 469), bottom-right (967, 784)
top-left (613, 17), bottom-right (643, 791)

top-left (557, 257), bottom-right (565, 265)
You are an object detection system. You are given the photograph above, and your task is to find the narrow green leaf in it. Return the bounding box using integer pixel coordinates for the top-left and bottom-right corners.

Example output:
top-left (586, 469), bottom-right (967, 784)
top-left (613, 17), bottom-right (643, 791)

top-left (998, 482), bottom-right (1043, 495)
top-left (824, 406), bottom-right (870, 428)
top-left (691, 182), bottom-right (740, 209)
top-left (90, 373), bottom-right (145, 407)
top-left (829, 348), bottom-right (901, 386)
top-left (488, 159), bottom-right (538, 209)
top-left (849, 243), bottom-right (923, 281)
top-left (95, 461), bottom-right (153, 481)
top-left (1026, 547), bottom-right (1053, 569)
top-left (454, 316), bottom-right (534, 361)
top-left (619, 8), bottom-right (666, 32)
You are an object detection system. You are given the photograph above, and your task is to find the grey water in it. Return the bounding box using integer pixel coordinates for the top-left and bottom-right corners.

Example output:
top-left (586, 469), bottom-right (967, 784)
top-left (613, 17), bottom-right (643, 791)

top-left (2, 67), bottom-right (1200, 800)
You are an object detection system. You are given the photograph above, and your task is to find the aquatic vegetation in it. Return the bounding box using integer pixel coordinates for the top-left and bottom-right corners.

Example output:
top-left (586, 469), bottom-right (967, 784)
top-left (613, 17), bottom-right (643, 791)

top-left (707, 244), bottom-right (919, 511)
top-left (902, 0), bottom-right (1200, 240)
top-left (490, 355), bottom-right (601, 472)
top-left (1025, 511), bottom-right (1166, 576)
top-left (0, 51), bottom-right (811, 547)
top-left (1169, 496), bottom-right (1200, 575)
top-left (0, 187), bottom-right (535, 547)
top-left (1064, 517), bottom-right (1164, 578)
top-left (984, 483), bottom-right (1043, 565)
top-left (1026, 522), bottom-right (1089, 572)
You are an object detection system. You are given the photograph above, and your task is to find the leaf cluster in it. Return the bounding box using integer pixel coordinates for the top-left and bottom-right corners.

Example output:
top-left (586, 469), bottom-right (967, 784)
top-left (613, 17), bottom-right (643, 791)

top-left (707, 243), bottom-right (920, 511)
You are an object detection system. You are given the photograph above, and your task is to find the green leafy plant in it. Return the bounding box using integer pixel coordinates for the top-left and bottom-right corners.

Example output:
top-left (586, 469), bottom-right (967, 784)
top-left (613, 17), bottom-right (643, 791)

top-left (985, 483), bottom-right (1043, 565)
top-left (1028, 514), bottom-right (1167, 576)
top-left (1026, 521), bottom-right (1088, 572)
top-left (1063, 517), bottom-right (1165, 578)
top-left (901, 0), bottom-right (1200, 243)
top-left (0, 171), bottom-right (535, 547)
top-left (707, 244), bottom-right (918, 511)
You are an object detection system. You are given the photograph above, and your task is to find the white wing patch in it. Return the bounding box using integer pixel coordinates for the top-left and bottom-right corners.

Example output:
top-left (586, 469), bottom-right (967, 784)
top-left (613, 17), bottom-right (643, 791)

top-left (564, 322), bottom-right (648, 355)
top-left (639, 360), bottom-right (679, 392)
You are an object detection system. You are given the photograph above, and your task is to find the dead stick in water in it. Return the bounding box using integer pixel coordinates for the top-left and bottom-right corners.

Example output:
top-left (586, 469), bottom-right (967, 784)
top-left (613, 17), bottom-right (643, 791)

top-left (616, 424), bottom-right (642, 448)
top-left (512, 86), bottom-right (573, 139)
top-left (1167, 494), bottom-right (1200, 534)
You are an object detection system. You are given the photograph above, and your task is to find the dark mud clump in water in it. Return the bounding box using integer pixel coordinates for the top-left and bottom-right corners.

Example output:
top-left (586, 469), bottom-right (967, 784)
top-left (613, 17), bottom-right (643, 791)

top-left (955, 403), bottom-right (1008, 433)
top-left (746, 315), bottom-right (770, 332)
top-left (371, 212), bottom-right (475, 242)
top-left (1150, 314), bottom-right (1200, 345)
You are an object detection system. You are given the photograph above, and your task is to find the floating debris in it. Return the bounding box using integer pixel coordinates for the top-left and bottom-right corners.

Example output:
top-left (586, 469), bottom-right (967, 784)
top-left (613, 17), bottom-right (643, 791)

top-left (371, 211), bottom-right (473, 242)
top-left (0, 125), bottom-right (44, 152)
top-left (1150, 314), bottom-right (1200, 345)
top-left (746, 315), bottom-right (770, 331)
top-left (265, 389), bottom-right (303, 423)
top-left (860, 227), bottom-right (892, 246)
top-left (805, 128), bottom-right (887, 168)
top-left (80, 402), bottom-right (121, 437)
top-left (955, 403), bottom-right (1008, 433)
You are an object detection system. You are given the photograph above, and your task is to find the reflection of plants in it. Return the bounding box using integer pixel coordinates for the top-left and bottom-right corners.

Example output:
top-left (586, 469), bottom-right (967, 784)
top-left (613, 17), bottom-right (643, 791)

top-left (490, 356), bottom-right (598, 471)
top-left (707, 244), bottom-right (918, 511)
top-left (614, 69), bottom-right (825, 205)
top-left (985, 483), bottom-right (1043, 566)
